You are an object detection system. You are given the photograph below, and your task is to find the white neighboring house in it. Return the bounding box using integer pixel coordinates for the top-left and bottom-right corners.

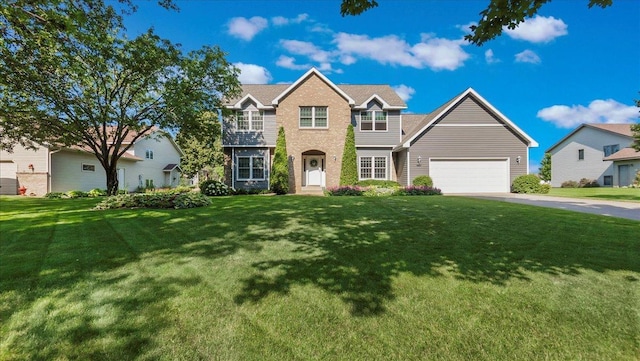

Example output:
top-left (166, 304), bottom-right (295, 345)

top-left (547, 123), bottom-right (639, 187)
top-left (0, 128), bottom-right (183, 195)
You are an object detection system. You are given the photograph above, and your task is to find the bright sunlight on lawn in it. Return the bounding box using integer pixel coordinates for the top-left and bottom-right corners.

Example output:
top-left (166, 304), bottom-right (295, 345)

top-left (1, 195), bottom-right (638, 360)
top-left (548, 187), bottom-right (640, 202)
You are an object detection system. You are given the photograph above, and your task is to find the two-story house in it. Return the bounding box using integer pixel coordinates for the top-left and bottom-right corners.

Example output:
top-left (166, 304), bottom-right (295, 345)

top-left (547, 123), bottom-right (639, 187)
top-left (222, 68), bottom-right (538, 194)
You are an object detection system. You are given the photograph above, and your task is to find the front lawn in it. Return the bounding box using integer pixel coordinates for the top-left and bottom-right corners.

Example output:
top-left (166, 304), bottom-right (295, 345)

top-left (1, 196), bottom-right (638, 360)
top-left (548, 187), bottom-right (640, 202)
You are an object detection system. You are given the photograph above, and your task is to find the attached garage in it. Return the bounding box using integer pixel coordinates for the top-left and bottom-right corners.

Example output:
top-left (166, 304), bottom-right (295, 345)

top-left (429, 158), bottom-right (510, 193)
top-left (0, 161), bottom-right (18, 195)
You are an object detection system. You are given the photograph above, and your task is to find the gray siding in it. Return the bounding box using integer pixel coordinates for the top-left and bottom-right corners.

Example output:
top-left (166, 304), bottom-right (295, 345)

top-left (232, 147), bottom-right (270, 190)
top-left (438, 96), bottom-right (505, 125)
top-left (223, 102), bottom-right (277, 146)
top-left (394, 150), bottom-right (408, 186)
top-left (409, 126), bottom-right (528, 185)
top-left (356, 147), bottom-right (394, 181)
top-left (353, 101), bottom-right (402, 146)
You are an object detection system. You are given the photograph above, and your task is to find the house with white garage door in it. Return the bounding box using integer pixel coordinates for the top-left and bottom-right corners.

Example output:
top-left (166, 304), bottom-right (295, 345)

top-left (222, 68), bottom-right (538, 194)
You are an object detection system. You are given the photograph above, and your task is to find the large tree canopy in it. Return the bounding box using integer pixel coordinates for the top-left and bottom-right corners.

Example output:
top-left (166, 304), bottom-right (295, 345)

top-left (340, 0), bottom-right (613, 45)
top-left (1, 0), bottom-right (240, 194)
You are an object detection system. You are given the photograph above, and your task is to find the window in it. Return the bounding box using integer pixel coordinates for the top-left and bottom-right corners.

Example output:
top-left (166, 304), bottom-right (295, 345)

top-left (603, 175), bottom-right (613, 186)
top-left (603, 144), bottom-right (620, 157)
top-left (236, 110), bottom-right (263, 131)
top-left (299, 106), bottom-right (328, 128)
top-left (360, 156), bottom-right (387, 180)
top-left (237, 156), bottom-right (266, 180)
top-left (360, 111), bottom-right (387, 131)
top-left (578, 149), bottom-right (584, 160)
top-left (82, 163), bottom-right (95, 172)
top-left (145, 149), bottom-right (154, 159)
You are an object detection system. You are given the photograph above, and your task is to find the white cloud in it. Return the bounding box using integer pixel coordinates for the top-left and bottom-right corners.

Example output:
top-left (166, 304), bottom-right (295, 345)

top-left (456, 21), bottom-right (477, 34)
top-left (227, 16), bottom-right (268, 41)
top-left (392, 84), bottom-right (415, 102)
top-left (275, 55), bottom-right (311, 71)
top-left (515, 49), bottom-right (541, 64)
top-left (272, 13), bottom-right (309, 26)
top-left (234, 63), bottom-right (272, 84)
top-left (537, 99), bottom-right (638, 128)
top-left (280, 40), bottom-right (332, 63)
top-left (333, 32), bottom-right (470, 71)
top-left (505, 15), bottom-right (568, 43)
top-left (485, 49), bottom-right (499, 64)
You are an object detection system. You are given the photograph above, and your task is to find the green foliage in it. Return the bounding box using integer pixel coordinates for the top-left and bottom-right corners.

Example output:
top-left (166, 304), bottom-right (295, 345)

top-left (631, 122), bottom-right (640, 151)
top-left (539, 153), bottom-right (552, 182)
top-left (394, 186), bottom-right (442, 196)
top-left (340, 124), bottom-right (358, 186)
top-left (44, 192), bottom-right (66, 199)
top-left (232, 188), bottom-right (270, 195)
top-left (88, 188), bottom-right (107, 197)
top-left (511, 174), bottom-right (549, 194)
top-left (66, 190), bottom-right (89, 198)
top-left (270, 127), bottom-right (289, 195)
top-left (0, 1), bottom-right (240, 195)
top-left (561, 180), bottom-right (579, 188)
top-left (412, 175), bottom-right (434, 187)
top-left (176, 113), bottom-right (224, 178)
top-left (199, 180), bottom-right (230, 196)
top-left (326, 186), bottom-right (365, 196)
top-left (355, 179), bottom-right (400, 188)
top-left (94, 191), bottom-right (211, 210)
top-left (579, 178), bottom-right (600, 188)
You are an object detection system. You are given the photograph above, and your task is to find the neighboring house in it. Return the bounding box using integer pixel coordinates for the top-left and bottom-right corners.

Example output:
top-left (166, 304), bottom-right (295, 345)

top-left (0, 128), bottom-right (183, 195)
top-left (547, 123), bottom-right (640, 187)
top-left (222, 68), bottom-right (538, 194)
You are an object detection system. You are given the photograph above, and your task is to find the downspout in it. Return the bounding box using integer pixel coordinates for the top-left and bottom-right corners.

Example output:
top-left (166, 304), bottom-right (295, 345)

top-left (407, 150), bottom-right (411, 185)
top-left (231, 147), bottom-right (235, 190)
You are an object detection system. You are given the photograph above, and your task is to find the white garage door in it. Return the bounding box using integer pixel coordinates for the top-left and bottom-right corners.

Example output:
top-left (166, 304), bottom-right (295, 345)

top-left (0, 161), bottom-right (18, 195)
top-left (429, 159), bottom-right (509, 193)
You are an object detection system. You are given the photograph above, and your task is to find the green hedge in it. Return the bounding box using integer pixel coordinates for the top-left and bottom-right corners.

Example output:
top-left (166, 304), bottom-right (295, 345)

top-left (511, 174), bottom-right (550, 194)
top-left (95, 192), bottom-right (211, 210)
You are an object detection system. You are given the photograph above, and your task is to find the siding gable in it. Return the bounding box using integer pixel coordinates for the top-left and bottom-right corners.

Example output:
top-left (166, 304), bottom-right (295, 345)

top-left (436, 95), bottom-right (506, 125)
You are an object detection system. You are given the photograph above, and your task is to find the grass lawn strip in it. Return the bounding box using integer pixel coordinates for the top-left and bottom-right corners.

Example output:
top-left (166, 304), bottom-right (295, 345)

top-left (0, 196), bottom-right (638, 360)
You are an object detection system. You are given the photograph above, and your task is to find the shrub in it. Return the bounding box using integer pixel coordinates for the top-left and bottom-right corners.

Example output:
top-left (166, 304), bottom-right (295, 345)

top-left (94, 191), bottom-right (211, 210)
top-left (232, 188), bottom-right (270, 195)
top-left (66, 190), bottom-right (89, 198)
top-left (44, 192), bottom-right (66, 199)
top-left (270, 126), bottom-right (289, 195)
top-left (88, 188), bottom-right (107, 197)
top-left (561, 180), bottom-right (579, 188)
top-left (511, 174), bottom-right (549, 194)
top-left (325, 186), bottom-right (364, 196)
top-left (340, 124), bottom-right (358, 185)
top-left (579, 178), bottom-right (600, 188)
top-left (412, 175), bottom-right (433, 187)
top-left (355, 180), bottom-right (400, 188)
top-left (394, 186), bottom-right (442, 196)
top-left (199, 180), bottom-right (230, 196)
top-left (363, 187), bottom-right (396, 197)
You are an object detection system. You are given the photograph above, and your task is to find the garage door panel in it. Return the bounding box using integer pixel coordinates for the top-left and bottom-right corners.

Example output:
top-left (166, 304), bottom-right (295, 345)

top-left (430, 159), bottom-right (509, 193)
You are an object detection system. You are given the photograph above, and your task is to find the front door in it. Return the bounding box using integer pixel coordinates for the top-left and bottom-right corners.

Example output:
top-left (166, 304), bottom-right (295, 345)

top-left (619, 165), bottom-right (631, 186)
top-left (306, 157), bottom-right (323, 186)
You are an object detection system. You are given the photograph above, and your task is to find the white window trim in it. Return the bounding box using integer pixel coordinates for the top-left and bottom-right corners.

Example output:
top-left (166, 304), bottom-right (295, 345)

top-left (145, 149), bottom-right (154, 160)
top-left (358, 156), bottom-right (388, 180)
top-left (299, 106), bottom-right (329, 129)
top-left (81, 163), bottom-right (96, 172)
top-left (236, 155), bottom-right (266, 181)
top-left (235, 110), bottom-right (264, 132)
top-left (359, 110), bottom-right (388, 132)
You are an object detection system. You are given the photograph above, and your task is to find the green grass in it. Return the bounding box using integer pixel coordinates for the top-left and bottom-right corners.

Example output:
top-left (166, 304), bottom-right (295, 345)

top-left (1, 195), bottom-right (639, 360)
top-left (548, 187), bottom-right (640, 202)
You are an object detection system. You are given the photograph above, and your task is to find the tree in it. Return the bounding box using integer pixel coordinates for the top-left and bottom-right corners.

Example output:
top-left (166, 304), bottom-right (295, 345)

top-left (340, 124), bottom-right (358, 185)
top-left (632, 98), bottom-right (640, 151)
top-left (270, 127), bottom-right (289, 194)
top-left (0, 1), bottom-right (241, 195)
top-left (539, 153), bottom-right (551, 182)
top-left (176, 113), bottom-right (225, 180)
top-left (340, 0), bottom-right (613, 45)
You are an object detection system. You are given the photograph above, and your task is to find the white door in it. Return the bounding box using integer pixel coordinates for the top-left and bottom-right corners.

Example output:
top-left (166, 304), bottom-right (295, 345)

top-left (306, 157), bottom-right (322, 186)
top-left (0, 162), bottom-right (18, 195)
top-left (429, 159), bottom-right (509, 193)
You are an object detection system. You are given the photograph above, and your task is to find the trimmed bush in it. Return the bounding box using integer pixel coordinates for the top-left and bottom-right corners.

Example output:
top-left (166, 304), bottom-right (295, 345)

top-left (561, 180), bottom-right (579, 188)
top-left (340, 124), bottom-right (358, 185)
top-left (394, 186), bottom-right (442, 196)
top-left (325, 186), bottom-right (364, 196)
top-left (94, 191), bottom-right (211, 210)
top-left (271, 126), bottom-right (289, 194)
top-left (579, 178), bottom-right (600, 188)
top-left (199, 180), bottom-right (230, 196)
top-left (511, 174), bottom-right (549, 194)
top-left (232, 188), bottom-right (270, 195)
top-left (412, 175), bottom-right (433, 187)
top-left (355, 180), bottom-right (400, 188)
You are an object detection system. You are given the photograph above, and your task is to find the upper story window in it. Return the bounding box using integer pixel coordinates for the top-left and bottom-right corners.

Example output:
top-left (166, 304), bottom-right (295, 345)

top-left (578, 149), bottom-right (584, 160)
top-left (360, 111), bottom-right (387, 131)
top-left (236, 110), bottom-right (264, 131)
top-left (299, 106), bottom-right (328, 128)
top-left (145, 149), bottom-right (154, 159)
top-left (603, 144), bottom-right (619, 157)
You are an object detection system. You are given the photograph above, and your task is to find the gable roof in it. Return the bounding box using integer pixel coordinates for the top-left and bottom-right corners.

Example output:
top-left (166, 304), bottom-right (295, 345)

top-left (399, 88), bottom-right (538, 149)
top-left (546, 123), bottom-right (634, 153)
top-left (225, 68), bottom-right (406, 110)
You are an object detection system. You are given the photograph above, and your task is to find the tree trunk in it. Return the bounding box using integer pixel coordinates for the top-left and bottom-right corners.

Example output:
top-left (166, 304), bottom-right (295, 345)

top-left (105, 165), bottom-right (119, 196)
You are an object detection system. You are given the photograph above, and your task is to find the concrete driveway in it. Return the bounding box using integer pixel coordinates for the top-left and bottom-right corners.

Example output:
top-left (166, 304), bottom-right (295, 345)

top-left (455, 193), bottom-right (640, 221)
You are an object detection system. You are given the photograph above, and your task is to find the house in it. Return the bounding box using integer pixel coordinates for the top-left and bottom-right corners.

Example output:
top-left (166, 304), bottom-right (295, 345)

top-left (547, 123), bottom-right (639, 187)
top-left (0, 128), bottom-right (183, 195)
top-left (222, 68), bottom-right (538, 194)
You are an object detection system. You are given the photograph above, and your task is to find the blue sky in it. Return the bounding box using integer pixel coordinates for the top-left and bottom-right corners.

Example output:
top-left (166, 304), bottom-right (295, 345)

top-left (123, 0), bottom-right (640, 171)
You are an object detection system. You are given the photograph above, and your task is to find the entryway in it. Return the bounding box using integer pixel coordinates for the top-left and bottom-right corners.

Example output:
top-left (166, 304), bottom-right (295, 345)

top-left (302, 150), bottom-right (326, 187)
